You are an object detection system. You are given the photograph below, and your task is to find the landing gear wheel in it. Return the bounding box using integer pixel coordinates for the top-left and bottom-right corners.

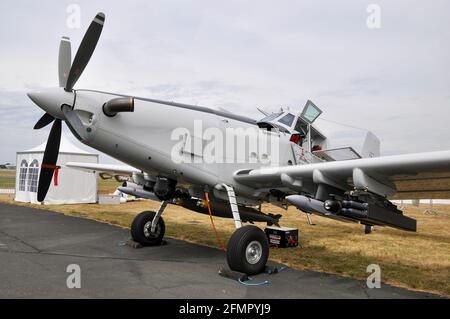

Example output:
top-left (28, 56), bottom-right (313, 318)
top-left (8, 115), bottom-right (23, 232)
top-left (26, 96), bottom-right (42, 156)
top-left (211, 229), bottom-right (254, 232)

top-left (226, 225), bottom-right (269, 275)
top-left (131, 211), bottom-right (165, 246)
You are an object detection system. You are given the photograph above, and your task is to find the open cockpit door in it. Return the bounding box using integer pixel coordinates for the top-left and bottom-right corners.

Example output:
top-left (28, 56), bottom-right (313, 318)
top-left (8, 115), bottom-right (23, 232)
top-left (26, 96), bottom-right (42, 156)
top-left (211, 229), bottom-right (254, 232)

top-left (294, 100), bottom-right (326, 152)
top-left (299, 100), bottom-right (322, 124)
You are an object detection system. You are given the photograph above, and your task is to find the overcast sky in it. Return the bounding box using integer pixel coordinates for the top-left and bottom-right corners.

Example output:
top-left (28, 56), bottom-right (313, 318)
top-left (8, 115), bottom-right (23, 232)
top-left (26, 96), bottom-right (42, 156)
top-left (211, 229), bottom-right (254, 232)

top-left (0, 0), bottom-right (449, 164)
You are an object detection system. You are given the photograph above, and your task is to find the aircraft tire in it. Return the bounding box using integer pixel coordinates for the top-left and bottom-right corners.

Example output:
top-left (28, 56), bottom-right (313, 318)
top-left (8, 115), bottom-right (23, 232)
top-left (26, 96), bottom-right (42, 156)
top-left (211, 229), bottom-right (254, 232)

top-left (226, 225), bottom-right (269, 275)
top-left (131, 211), bottom-right (165, 246)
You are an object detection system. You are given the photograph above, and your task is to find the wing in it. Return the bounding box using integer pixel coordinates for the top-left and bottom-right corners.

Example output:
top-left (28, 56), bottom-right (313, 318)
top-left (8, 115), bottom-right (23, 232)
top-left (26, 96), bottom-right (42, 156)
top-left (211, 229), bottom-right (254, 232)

top-left (234, 150), bottom-right (450, 199)
top-left (65, 162), bottom-right (141, 176)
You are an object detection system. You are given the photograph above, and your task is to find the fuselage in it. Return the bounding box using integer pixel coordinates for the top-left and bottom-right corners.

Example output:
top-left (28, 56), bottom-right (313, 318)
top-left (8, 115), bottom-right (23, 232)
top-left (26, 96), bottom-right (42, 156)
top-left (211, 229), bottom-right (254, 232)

top-left (71, 89), bottom-right (306, 203)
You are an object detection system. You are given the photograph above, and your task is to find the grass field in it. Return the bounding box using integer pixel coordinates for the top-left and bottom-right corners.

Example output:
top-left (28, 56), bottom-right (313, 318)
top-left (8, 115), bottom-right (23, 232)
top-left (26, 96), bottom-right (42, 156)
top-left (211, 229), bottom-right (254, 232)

top-left (0, 179), bottom-right (15, 185)
top-left (0, 170), bottom-right (16, 177)
top-left (97, 178), bottom-right (121, 194)
top-left (1, 186), bottom-right (449, 297)
top-left (0, 170), bottom-right (16, 189)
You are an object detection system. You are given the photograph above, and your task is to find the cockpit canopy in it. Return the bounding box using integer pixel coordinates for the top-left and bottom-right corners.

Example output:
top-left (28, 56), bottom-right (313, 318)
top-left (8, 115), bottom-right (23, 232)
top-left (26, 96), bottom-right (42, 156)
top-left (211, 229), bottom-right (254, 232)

top-left (258, 111), bottom-right (297, 133)
top-left (256, 100), bottom-right (327, 151)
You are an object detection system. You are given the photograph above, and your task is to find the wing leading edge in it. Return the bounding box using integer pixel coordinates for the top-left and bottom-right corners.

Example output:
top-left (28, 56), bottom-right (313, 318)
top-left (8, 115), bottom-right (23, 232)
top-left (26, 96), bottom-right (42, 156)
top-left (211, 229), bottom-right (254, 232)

top-left (65, 162), bottom-right (141, 175)
top-left (234, 150), bottom-right (450, 199)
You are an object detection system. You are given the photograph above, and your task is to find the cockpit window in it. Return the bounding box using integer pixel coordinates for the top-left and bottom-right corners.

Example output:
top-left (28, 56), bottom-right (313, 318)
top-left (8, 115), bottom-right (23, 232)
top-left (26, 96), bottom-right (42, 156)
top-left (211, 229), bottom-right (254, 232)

top-left (261, 112), bottom-right (282, 122)
top-left (278, 113), bottom-right (295, 127)
top-left (257, 122), bottom-right (290, 133)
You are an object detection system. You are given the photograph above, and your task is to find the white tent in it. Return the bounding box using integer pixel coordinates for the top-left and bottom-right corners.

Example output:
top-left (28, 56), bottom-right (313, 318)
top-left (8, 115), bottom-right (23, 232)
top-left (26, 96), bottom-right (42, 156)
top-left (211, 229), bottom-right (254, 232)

top-left (15, 135), bottom-right (98, 205)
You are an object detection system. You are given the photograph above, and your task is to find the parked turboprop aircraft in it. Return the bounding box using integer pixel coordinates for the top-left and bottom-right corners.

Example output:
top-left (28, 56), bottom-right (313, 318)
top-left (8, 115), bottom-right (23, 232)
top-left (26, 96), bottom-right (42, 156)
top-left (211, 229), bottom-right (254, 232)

top-left (0, 163), bottom-right (15, 170)
top-left (27, 12), bottom-right (450, 275)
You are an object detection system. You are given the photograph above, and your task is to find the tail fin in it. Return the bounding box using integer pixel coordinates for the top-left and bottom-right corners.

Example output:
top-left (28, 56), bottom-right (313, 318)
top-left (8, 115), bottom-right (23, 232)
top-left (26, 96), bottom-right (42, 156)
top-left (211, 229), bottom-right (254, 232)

top-left (361, 131), bottom-right (380, 158)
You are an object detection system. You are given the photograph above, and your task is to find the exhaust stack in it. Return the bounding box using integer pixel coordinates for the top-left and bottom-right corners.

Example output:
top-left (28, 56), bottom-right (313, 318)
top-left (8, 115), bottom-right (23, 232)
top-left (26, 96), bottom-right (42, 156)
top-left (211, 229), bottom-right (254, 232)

top-left (103, 97), bottom-right (134, 117)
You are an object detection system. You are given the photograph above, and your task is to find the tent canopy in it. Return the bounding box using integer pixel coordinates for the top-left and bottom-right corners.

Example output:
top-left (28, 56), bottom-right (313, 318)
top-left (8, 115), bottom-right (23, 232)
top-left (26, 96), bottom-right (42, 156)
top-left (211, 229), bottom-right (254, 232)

top-left (17, 135), bottom-right (94, 155)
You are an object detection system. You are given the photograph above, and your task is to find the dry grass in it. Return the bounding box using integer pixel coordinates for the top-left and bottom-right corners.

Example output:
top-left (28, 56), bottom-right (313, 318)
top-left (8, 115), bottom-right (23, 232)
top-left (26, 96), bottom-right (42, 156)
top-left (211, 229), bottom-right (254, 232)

top-left (0, 169), bottom-right (15, 186)
top-left (97, 179), bottom-right (121, 194)
top-left (0, 192), bottom-right (449, 297)
top-left (0, 169), bottom-right (16, 177)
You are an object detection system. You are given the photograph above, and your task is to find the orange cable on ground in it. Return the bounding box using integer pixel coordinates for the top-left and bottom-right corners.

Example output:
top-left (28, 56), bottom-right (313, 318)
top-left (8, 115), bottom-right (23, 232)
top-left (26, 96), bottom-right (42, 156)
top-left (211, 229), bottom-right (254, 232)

top-left (204, 192), bottom-right (226, 251)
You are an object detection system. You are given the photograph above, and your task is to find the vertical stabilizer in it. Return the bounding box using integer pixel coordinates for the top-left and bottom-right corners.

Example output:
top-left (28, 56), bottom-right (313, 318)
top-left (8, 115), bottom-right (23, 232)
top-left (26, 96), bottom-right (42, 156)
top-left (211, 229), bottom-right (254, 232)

top-left (361, 131), bottom-right (380, 158)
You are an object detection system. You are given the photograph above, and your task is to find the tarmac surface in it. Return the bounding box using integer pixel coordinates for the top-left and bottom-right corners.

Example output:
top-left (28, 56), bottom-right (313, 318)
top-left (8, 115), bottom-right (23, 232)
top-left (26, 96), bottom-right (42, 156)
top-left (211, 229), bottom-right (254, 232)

top-left (0, 203), bottom-right (442, 298)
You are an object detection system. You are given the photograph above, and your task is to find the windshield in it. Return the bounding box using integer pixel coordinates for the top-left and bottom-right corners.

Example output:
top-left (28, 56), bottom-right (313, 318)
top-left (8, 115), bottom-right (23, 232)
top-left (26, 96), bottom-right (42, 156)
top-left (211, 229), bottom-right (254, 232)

top-left (278, 113), bottom-right (295, 127)
top-left (260, 112), bottom-right (282, 122)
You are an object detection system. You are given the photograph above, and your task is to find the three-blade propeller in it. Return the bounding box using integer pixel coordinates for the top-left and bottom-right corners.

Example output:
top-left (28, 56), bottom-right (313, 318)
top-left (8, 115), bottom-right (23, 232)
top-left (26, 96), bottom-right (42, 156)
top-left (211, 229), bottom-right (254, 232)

top-left (33, 12), bottom-right (105, 202)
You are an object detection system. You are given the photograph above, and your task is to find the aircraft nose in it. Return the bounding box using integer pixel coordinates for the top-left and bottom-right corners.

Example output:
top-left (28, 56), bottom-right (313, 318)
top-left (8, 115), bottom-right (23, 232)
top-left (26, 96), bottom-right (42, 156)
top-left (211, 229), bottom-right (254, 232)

top-left (27, 91), bottom-right (44, 109)
top-left (27, 88), bottom-right (74, 119)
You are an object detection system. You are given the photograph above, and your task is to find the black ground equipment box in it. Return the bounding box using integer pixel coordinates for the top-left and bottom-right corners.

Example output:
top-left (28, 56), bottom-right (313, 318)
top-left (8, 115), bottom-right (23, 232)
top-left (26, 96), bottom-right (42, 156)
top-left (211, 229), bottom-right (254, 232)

top-left (265, 226), bottom-right (299, 248)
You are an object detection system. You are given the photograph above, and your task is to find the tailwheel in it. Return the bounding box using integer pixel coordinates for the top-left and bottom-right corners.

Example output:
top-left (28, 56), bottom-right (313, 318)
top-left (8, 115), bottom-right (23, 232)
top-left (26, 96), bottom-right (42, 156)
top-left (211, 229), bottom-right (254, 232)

top-left (131, 211), bottom-right (165, 246)
top-left (226, 225), bottom-right (269, 275)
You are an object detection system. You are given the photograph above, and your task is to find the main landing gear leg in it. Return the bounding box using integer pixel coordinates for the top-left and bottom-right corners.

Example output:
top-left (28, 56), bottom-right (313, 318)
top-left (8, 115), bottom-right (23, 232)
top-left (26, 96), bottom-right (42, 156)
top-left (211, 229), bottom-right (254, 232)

top-left (131, 200), bottom-right (168, 246)
top-left (220, 184), bottom-right (269, 275)
top-left (364, 224), bottom-right (373, 234)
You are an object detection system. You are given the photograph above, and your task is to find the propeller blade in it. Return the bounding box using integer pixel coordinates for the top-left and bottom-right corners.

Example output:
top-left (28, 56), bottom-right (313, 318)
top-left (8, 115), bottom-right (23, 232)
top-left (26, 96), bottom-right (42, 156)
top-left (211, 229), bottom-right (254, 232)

top-left (61, 104), bottom-right (88, 141)
top-left (65, 12), bottom-right (105, 91)
top-left (33, 113), bottom-right (55, 130)
top-left (37, 119), bottom-right (62, 202)
top-left (58, 36), bottom-right (72, 88)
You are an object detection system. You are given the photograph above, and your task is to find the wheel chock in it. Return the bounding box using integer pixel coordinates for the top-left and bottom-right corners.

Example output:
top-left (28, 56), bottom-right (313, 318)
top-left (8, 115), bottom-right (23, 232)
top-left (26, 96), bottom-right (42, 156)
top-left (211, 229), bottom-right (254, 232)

top-left (125, 239), bottom-right (168, 249)
top-left (126, 239), bottom-right (143, 249)
top-left (265, 266), bottom-right (278, 275)
top-left (218, 267), bottom-right (249, 282)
